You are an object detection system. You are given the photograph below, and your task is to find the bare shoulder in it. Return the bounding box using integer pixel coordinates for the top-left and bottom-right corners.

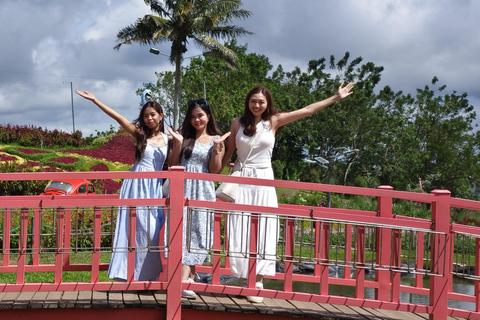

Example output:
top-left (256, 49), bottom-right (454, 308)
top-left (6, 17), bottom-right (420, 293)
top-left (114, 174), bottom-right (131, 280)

top-left (231, 117), bottom-right (241, 131)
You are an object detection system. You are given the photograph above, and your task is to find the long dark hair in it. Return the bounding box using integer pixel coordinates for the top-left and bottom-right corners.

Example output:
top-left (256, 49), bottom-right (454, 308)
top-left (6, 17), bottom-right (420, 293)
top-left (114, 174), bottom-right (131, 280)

top-left (133, 101), bottom-right (165, 162)
top-left (240, 86), bottom-right (279, 136)
top-left (180, 98), bottom-right (220, 161)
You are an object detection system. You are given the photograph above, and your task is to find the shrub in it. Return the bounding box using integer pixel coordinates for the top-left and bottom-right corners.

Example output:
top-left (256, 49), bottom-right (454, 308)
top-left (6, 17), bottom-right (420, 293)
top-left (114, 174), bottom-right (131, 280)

top-left (272, 160), bottom-right (284, 179)
top-left (90, 163), bottom-right (109, 171)
top-left (0, 161), bottom-right (50, 195)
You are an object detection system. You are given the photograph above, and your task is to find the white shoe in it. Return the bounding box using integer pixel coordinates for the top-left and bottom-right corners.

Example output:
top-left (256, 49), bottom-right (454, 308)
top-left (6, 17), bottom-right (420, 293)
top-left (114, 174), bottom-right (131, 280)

top-left (181, 289), bottom-right (197, 299)
top-left (182, 278), bottom-right (197, 299)
top-left (246, 282), bottom-right (264, 303)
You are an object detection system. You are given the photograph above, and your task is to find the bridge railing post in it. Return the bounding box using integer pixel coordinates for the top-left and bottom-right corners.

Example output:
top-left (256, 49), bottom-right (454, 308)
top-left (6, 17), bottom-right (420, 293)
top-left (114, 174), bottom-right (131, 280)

top-left (376, 185), bottom-right (393, 301)
top-left (476, 238), bottom-right (480, 313)
top-left (429, 189), bottom-right (452, 320)
top-left (166, 166), bottom-right (185, 320)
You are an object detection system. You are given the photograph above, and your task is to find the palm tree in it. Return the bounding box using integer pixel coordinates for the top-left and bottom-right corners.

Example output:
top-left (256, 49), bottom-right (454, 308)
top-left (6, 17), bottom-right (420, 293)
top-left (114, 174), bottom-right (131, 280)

top-left (114, 0), bottom-right (252, 129)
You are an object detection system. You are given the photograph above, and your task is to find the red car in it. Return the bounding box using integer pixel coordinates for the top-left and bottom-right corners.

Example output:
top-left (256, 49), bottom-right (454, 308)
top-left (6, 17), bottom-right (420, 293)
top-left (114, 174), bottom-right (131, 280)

top-left (41, 179), bottom-right (96, 195)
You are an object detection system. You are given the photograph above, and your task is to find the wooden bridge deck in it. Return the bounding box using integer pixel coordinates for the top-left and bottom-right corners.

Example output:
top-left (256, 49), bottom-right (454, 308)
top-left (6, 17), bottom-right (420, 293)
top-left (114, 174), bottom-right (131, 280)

top-left (0, 290), bottom-right (467, 320)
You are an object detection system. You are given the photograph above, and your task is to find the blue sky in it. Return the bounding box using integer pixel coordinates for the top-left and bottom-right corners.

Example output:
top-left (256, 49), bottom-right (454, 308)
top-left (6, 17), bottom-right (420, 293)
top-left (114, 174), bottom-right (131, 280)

top-left (1, 0), bottom-right (479, 136)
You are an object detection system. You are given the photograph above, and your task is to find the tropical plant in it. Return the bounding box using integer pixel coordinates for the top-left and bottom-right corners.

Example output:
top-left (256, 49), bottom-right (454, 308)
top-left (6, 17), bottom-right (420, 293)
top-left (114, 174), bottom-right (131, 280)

top-left (114, 0), bottom-right (252, 129)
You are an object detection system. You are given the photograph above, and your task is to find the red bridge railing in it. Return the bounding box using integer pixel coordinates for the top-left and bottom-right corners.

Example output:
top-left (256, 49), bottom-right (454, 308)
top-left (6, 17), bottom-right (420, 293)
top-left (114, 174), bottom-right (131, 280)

top-left (1, 167), bottom-right (480, 320)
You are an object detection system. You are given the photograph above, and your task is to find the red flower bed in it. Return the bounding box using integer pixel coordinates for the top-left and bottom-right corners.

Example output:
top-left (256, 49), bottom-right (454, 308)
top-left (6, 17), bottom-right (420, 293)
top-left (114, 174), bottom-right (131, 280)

top-left (66, 134), bottom-right (135, 165)
top-left (51, 157), bottom-right (78, 164)
top-left (0, 154), bottom-right (17, 161)
top-left (101, 179), bottom-right (122, 194)
top-left (17, 148), bottom-right (50, 154)
top-left (90, 164), bottom-right (109, 171)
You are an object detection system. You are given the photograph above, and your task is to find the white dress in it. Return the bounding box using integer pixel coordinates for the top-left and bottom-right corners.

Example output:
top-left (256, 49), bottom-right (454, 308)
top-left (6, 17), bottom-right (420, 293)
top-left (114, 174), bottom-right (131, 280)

top-left (228, 120), bottom-right (279, 279)
top-left (180, 138), bottom-right (217, 265)
top-left (108, 134), bottom-right (168, 281)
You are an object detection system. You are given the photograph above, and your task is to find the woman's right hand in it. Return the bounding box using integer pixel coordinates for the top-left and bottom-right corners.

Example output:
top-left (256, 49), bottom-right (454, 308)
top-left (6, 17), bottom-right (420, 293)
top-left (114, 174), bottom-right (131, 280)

top-left (75, 90), bottom-right (97, 101)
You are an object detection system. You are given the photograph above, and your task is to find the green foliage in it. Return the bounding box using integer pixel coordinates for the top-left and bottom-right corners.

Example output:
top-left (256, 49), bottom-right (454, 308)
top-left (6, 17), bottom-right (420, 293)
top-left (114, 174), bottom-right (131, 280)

top-left (0, 162), bottom-right (49, 196)
top-left (272, 160), bottom-right (284, 179)
top-left (85, 124), bottom-right (118, 145)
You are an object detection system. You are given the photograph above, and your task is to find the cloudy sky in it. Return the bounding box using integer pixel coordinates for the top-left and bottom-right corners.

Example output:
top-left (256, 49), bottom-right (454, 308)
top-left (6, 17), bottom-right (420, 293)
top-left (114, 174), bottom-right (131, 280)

top-left (1, 0), bottom-right (479, 137)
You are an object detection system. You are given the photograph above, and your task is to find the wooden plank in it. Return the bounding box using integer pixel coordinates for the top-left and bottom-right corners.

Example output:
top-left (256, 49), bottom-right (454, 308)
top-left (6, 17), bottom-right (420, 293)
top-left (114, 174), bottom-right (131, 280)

top-left (329, 304), bottom-right (369, 319)
top-left (288, 299), bottom-right (338, 319)
top-left (369, 307), bottom-right (426, 320)
top-left (378, 308), bottom-right (428, 320)
top-left (0, 292), bottom-right (20, 309)
top-left (181, 295), bottom-right (194, 309)
top-left (153, 290), bottom-right (167, 308)
top-left (138, 291), bottom-right (158, 308)
top-left (60, 291), bottom-right (78, 308)
top-left (45, 291), bottom-right (63, 308)
top-left (209, 293), bottom-right (242, 313)
top-left (122, 291), bottom-right (141, 307)
top-left (273, 298), bottom-right (304, 317)
top-left (108, 291), bottom-right (124, 308)
top-left (228, 293), bottom-right (260, 313)
top-left (92, 291), bottom-right (109, 308)
top-left (12, 291), bottom-right (35, 309)
top-left (29, 291), bottom-right (49, 309)
top-left (76, 291), bottom-right (92, 308)
top-left (187, 291), bottom-right (209, 311)
top-left (197, 292), bottom-right (226, 311)
top-left (346, 306), bottom-right (385, 320)
top-left (261, 298), bottom-right (291, 316)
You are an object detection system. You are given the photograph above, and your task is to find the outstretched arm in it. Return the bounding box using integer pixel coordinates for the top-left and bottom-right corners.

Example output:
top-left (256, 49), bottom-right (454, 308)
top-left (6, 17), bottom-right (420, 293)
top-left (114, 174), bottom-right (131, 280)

top-left (273, 82), bottom-right (354, 130)
top-left (76, 90), bottom-right (138, 137)
top-left (209, 132), bottom-right (231, 174)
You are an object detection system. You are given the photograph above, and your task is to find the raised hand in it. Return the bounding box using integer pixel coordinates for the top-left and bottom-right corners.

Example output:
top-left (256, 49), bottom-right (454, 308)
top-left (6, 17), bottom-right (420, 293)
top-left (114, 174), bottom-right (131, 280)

top-left (75, 90), bottom-right (97, 101)
top-left (166, 126), bottom-right (183, 145)
top-left (337, 82), bottom-right (355, 99)
top-left (212, 132), bottom-right (231, 153)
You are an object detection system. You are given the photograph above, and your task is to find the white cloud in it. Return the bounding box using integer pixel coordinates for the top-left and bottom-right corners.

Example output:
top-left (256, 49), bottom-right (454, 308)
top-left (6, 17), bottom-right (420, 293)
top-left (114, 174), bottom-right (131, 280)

top-left (1, 0), bottom-right (480, 135)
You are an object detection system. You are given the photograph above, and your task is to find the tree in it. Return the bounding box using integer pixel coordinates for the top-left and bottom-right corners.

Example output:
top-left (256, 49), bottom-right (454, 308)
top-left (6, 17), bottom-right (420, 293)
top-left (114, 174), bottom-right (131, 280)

top-left (114, 0), bottom-right (252, 129)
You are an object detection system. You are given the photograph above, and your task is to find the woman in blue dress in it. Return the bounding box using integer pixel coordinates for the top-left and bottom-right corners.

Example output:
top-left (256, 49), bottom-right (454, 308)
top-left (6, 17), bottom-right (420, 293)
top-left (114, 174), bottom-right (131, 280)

top-left (76, 90), bottom-right (175, 281)
top-left (169, 99), bottom-right (229, 299)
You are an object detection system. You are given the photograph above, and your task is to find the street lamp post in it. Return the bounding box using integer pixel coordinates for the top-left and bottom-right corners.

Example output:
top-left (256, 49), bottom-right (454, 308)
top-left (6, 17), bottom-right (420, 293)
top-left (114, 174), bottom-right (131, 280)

top-left (64, 81), bottom-right (75, 132)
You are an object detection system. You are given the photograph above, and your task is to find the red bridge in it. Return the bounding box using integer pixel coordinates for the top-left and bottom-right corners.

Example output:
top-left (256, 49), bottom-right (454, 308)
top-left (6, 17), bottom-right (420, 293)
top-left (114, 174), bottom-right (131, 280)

top-left (1, 167), bottom-right (480, 320)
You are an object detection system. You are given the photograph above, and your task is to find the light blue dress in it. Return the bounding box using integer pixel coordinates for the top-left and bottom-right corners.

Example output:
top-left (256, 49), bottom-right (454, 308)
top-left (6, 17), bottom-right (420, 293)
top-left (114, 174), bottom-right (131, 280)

top-left (180, 138), bottom-right (217, 265)
top-left (108, 135), bottom-right (168, 281)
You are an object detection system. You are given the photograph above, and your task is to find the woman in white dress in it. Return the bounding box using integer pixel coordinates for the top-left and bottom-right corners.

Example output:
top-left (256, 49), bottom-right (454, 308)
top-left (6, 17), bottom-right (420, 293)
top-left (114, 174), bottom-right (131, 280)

top-left (222, 83), bottom-right (354, 303)
top-left (76, 90), bottom-right (178, 282)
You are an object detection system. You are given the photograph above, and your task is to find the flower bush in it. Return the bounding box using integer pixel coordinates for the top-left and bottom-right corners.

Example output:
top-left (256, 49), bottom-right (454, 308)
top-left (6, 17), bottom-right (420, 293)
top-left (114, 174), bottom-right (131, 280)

top-left (50, 157), bottom-right (78, 164)
top-left (65, 134), bottom-right (135, 165)
top-left (90, 163), bottom-right (109, 171)
top-left (16, 148), bottom-right (50, 154)
top-left (0, 124), bottom-right (86, 148)
top-left (101, 179), bottom-right (122, 194)
top-left (0, 154), bottom-right (16, 161)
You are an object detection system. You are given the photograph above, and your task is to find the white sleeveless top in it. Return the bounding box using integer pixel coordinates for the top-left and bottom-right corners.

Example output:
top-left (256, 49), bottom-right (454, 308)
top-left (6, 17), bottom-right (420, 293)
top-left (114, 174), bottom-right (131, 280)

top-left (235, 120), bottom-right (274, 169)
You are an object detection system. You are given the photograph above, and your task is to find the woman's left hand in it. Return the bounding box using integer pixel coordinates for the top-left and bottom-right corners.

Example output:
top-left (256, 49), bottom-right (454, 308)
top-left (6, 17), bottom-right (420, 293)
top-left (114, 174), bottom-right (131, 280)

top-left (166, 126), bottom-right (183, 145)
top-left (337, 82), bottom-right (355, 99)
